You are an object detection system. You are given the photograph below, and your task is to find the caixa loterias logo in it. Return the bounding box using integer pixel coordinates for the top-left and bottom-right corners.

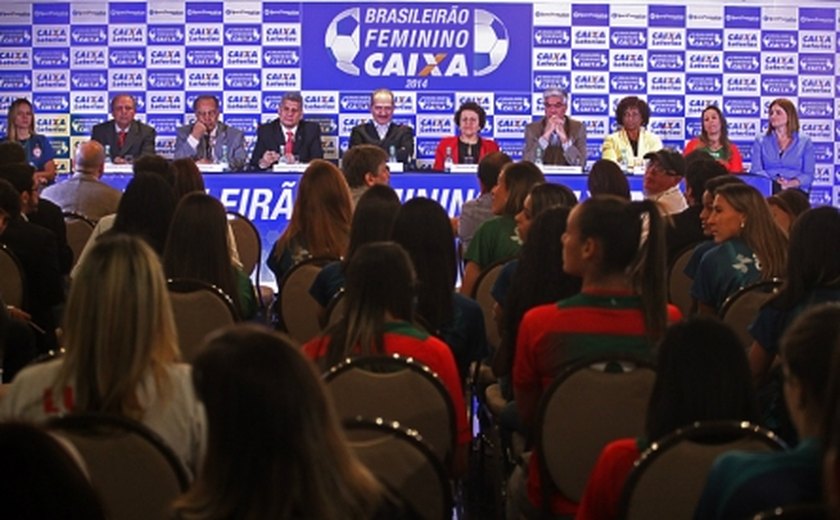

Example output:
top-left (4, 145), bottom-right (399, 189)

top-left (323, 7), bottom-right (509, 77)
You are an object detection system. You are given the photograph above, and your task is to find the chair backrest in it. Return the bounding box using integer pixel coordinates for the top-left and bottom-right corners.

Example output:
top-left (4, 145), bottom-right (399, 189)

top-left (278, 256), bottom-right (338, 344)
top-left (227, 211), bottom-right (261, 277)
top-left (167, 278), bottom-right (238, 363)
top-left (322, 287), bottom-right (347, 329)
top-left (0, 242), bottom-right (25, 308)
top-left (537, 356), bottom-right (657, 504)
top-left (720, 279), bottom-right (783, 349)
top-left (325, 355), bottom-right (457, 469)
top-left (469, 259), bottom-right (510, 351)
top-left (63, 212), bottom-right (96, 267)
top-left (47, 413), bottom-right (189, 520)
top-left (668, 243), bottom-right (698, 317)
top-left (344, 418), bottom-right (452, 520)
top-left (619, 421), bottom-right (786, 520)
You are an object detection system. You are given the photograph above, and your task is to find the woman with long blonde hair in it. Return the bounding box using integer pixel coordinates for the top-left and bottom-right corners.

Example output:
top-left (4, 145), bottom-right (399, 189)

top-left (267, 160), bottom-right (352, 284)
top-left (692, 183), bottom-right (788, 314)
top-left (0, 234), bottom-right (205, 474)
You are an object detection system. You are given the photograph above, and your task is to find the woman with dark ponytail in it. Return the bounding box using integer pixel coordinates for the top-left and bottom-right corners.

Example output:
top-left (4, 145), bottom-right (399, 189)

top-left (511, 195), bottom-right (682, 518)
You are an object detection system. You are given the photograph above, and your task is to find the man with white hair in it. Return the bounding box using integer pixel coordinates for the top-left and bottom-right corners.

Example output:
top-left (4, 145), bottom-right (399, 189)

top-left (41, 140), bottom-right (121, 221)
top-left (523, 88), bottom-right (587, 166)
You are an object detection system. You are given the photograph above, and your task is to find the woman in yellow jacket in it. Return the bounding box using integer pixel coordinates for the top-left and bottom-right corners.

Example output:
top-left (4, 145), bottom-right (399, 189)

top-left (601, 96), bottom-right (663, 170)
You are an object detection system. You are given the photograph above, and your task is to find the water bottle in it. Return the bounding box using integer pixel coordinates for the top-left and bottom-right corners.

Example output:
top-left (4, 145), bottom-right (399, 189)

top-left (388, 144), bottom-right (397, 163)
top-left (104, 144), bottom-right (112, 164)
top-left (444, 146), bottom-right (453, 172)
top-left (220, 144), bottom-right (229, 170)
top-left (535, 145), bottom-right (543, 166)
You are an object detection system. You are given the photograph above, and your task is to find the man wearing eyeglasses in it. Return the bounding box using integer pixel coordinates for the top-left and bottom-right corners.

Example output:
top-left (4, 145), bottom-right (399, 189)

top-left (348, 88), bottom-right (414, 165)
top-left (250, 91), bottom-right (323, 170)
top-left (174, 95), bottom-right (247, 171)
top-left (523, 88), bottom-right (587, 166)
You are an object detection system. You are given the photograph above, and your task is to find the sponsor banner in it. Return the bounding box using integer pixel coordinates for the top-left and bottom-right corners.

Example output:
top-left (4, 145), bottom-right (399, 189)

top-left (686, 51), bottom-right (722, 73)
top-left (533, 27), bottom-right (571, 48)
top-left (0, 48), bottom-right (31, 68)
top-left (145, 114), bottom-right (185, 135)
top-left (648, 95), bottom-right (685, 116)
top-left (415, 113), bottom-right (455, 137)
top-left (147, 25), bottom-right (186, 45)
top-left (726, 117), bottom-right (760, 141)
top-left (570, 94), bottom-right (609, 115)
top-left (494, 94), bottom-right (531, 114)
top-left (685, 96), bottom-right (722, 118)
top-left (649, 73), bottom-right (684, 94)
top-left (35, 113), bottom-right (70, 136)
top-left (261, 68), bottom-right (300, 91)
top-left (223, 91), bottom-right (261, 113)
top-left (571, 27), bottom-right (609, 49)
top-left (109, 25), bottom-right (146, 47)
top-left (533, 48), bottom-right (570, 70)
top-left (69, 115), bottom-right (101, 136)
top-left (0, 71), bottom-right (31, 91)
top-left (724, 29), bottom-right (760, 51)
top-left (33, 92), bottom-right (70, 113)
top-left (493, 115), bottom-right (530, 138)
top-left (301, 4), bottom-right (531, 91)
top-left (610, 49), bottom-right (646, 71)
top-left (722, 97), bottom-right (761, 118)
top-left (34, 26), bottom-right (70, 46)
top-left (610, 28), bottom-right (646, 49)
top-left (724, 74), bottom-right (761, 96)
top-left (148, 47), bottom-right (185, 68)
top-left (762, 53), bottom-right (797, 74)
top-left (33, 47), bottom-right (70, 68)
top-left (262, 3), bottom-right (301, 24)
top-left (34, 3), bottom-right (70, 25)
top-left (533, 72), bottom-right (571, 92)
top-left (800, 119), bottom-right (833, 142)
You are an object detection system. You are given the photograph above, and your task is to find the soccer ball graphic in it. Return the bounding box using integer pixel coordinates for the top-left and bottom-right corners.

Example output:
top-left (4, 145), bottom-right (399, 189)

top-left (474, 9), bottom-right (509, 76)
top-left (325, 7), bottom-right (361, 75)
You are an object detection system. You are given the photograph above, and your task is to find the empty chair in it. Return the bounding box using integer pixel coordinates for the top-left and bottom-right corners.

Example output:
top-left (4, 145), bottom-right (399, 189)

top-left (48, 413), bottom-right (189, 520)
top-left (167, 278), bottom-right (238, 363)
top-left (345, 418), bottom-right (453, 520)
top-left (63, 212), bottom-right (96, 267)
top-left (720, 279), bottom-right (783, 349)
top-left (0, 243), bottom-right (25, 308)
top-left (277, 256), bottom-right (339, 343)
top-left (618, 421), bottom-right (785, 520)
top-left (325, 355), bottom-right (457, 469)
top-left (537, 356), bottom-right (656, 506)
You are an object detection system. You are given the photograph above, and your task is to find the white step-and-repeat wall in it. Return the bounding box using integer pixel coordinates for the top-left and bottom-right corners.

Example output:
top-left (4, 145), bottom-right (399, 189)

top-left (0, 2), bottom-right (838, 205)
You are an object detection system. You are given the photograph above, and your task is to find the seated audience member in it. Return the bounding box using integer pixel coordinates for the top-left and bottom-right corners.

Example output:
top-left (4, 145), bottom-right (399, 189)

top-left (587, 159), bottom-right (630, 200)
top-left (692, 184), bottom-right (787, 315)
top-left (459, 161), bottom-right (544, 296)
top-left (71, 172), bottom-right (176, 277)
top-left (434, 101), bottom-right (499, 170)
top-left (250, 91), bottom-right (323, 169)
top-left (391, 197), bottom-right (487, 382)
top-left (511, 196), bottom-right (681, 518)
top-left (349, 88), bottom-right (414, 164)
top-left (749, 207), bottom-right (840, 384)
top-left (91, 93), bottom-right (156, 163)
top-left (601, 96), bottom-right (662, 170)
top-left (695, 304), bottom-right (840, 519)
top-left (0, 422), bottom-right (106, 519)
top-left (683, 105), bottom-right (744, 173)
top-left (642, 149), bottom-right (688, 216)
top-left (576, 316), bottom-right (757, 520)
top-left (0, 159), bottom-right (72, 274)
top-left (341, 144), bottom-right (390, 206)
top-left (132, 153), bottom-right (176, 185)
top-left (0, 235), bottom-right (206, 475)
top-left (457, 151), bottom-right (512, 253)
top-left (523, 88), bottom-right (587, 166)
top-left (0, 140), bottom-right (27, 163)
top-left (492, 182), bottom-right (578, 313)
top-left (41, 140), bottom-right (121, 221)
top-left (173, 324), bottom-right (410, 519)
top-left (0, 163), bottom-right (64, 352)
top-left (303, 242), bottom-right (471, 475)
top-left (821, 322), bottom-right (840, 516)
top-left (171, 158), bottom-right (205, 200)
top-left (0, 180), bottom-right (38, 380)
top-left (2, 98), bottom-right (56, 184)
top-left (266, 160), bottom-right (351, 284)
top-left (750, 98), bottom-right (815, 192)
top-left (164, 193), bottom-right (256, 320)
top-left (665, 157), bottom-right (729, 263)
top-left (683, 175), bottom-right (746, 282)
top-left (493, 205), bottom-right (581, 385)
top-left (767, 188), bottom-right (811, 234)
top-left (174, 95), bottom-right (247, 170)
top-left (309, 184), bottom-right (401, 310)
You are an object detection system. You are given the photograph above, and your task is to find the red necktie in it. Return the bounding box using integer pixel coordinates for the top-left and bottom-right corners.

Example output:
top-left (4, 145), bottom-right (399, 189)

top-left (285, 131), bottom-right (294, 155)
top-left (117, 130), bottom-right (127, 148)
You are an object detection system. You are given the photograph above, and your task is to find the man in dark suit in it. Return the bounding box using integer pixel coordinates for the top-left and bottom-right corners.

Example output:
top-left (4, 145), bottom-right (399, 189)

top-left (91, 94), bottom-right (156, 163)
top-left (249, 91), bottom-right (323, 170)
top-left (348, 88), bottom-right (414, 164)
top-left (174, 95), bottom-right (248, 171)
